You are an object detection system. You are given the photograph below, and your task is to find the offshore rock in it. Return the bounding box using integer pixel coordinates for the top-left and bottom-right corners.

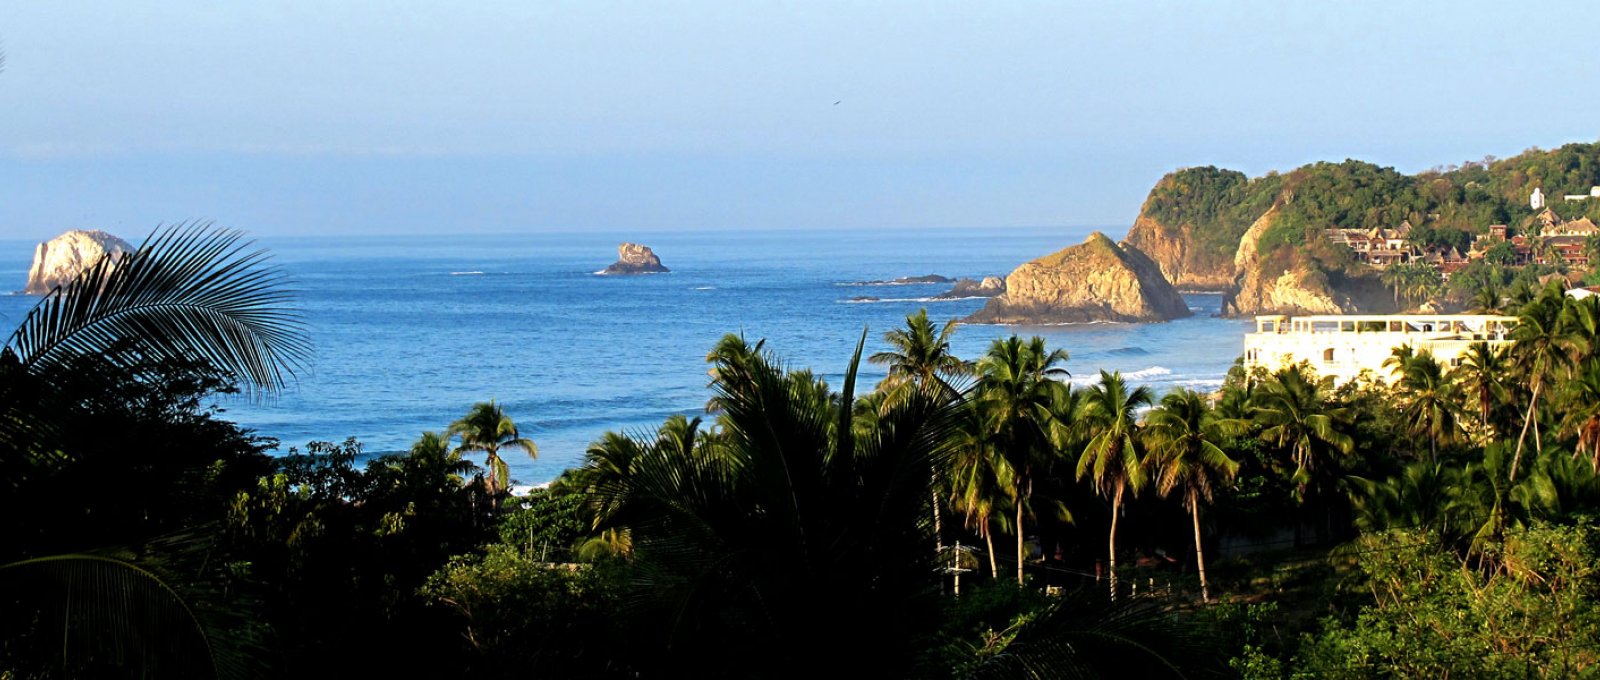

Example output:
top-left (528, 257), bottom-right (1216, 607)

top-left (599, 243), bottom-right (669, 275)
top-left (966, 232), bottom-right (1192, 324)
top-left (934, 276), bottom-right (1006, 299)
top-left (24, 230), bottom-right (132, 295)
top-left (852, 274), bottom-right (954, 286)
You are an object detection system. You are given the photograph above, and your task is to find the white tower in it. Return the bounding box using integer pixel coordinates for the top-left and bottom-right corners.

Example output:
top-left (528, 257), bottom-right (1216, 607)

top-left (1531, 187), bottom-right (1546, 210)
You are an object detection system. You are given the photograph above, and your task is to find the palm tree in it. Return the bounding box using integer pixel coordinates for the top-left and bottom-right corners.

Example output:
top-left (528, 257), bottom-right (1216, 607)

top-left (573, 415), bottom-right (706, 559)
top-left (1141, 388), bottom-right (1238, 602)
top-left (586, 331), bottom-right (958, 675)
top-left (1396, 352), bottom-right (1463, 461)
top-left (1251, 366), bottom-right (1354, 496)
top-left (870, 308), bottom-right (969, 403)
top-left (1075, 370), bottom-right (1152, 599)
top-left (1508, 287), bottom-right (1576, 480)
top-left (944, 402), bottom-right (1013, 579)
top-left (1558, 360), bottom-right (1600, 473)
top-left (1455, 341), bottom-right (1511, 443)
top-left (1506, 278), bottom-right (1538, 310)
top-left (448, 400), bottom-right (538, 498)
top-left (871, 309), bottom-right (971, 565)
top-left (1381, 264), bottom-right (1409, 308)
top-left (1561, 295), bottom-right (1600, 364)
top-left (1405, 264), bottom-right (1444, 305)
top-left (1470, 282), bottom-right (1502, 314)
top-left (1381, 344), bottom-right (1416, 381)
top-left (1251, 367), bottom-right (1355, 547)
top-left (973, 335), bottom-right (1071, 586)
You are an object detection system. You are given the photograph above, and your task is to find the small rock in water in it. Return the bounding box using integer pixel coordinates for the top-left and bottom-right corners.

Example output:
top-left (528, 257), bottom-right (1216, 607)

top-left (934, 276), bottom-right (1006, 299)
top-left (599, 243), bottom-right (670, 275)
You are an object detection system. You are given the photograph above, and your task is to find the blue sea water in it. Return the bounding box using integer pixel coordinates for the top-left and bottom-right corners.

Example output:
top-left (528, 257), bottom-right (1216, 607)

top-left (0, 228), bottom-right (1251, 485)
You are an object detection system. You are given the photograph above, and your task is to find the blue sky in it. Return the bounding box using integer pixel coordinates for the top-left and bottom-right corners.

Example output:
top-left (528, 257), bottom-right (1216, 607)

top-left (2, 1), bottom-right (1597, 239)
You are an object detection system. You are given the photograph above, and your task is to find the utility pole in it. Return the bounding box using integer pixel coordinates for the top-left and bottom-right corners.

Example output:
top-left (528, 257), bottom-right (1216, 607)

top-left (942, 542), bottom-right (975, 596)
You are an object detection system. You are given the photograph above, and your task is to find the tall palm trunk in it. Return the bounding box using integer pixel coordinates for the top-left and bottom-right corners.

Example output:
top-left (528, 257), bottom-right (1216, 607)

top-left (1109, 480), bottom-right (1124, 600)
top-left (931, 489), bottom-right (944, 555)
top-left (1512, 381), bottom-right (1542, 481)
top-left (485, 450), bottom-right (502, 496)
top-left (985, 527), bottom-right (998, 579)
top-left (1015, 494), bottom-right (1025, 586)
top-left (1190, 493), bottom-right (1210, 603)
top-left (1014, 474), bottom-right (1032, 586)
top-left (1479, 393), bottom-right (1491, 445)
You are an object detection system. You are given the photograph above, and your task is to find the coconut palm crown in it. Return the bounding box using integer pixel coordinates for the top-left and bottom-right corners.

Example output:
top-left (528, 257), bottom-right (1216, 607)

top-left (448, 400), bottom-right (538, 497)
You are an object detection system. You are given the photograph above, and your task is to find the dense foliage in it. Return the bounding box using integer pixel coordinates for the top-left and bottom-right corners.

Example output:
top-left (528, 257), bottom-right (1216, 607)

top-left (13, 225), bottom-right (1600, 678)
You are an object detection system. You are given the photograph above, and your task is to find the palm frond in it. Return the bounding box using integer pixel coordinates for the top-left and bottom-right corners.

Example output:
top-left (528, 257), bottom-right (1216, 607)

top-left (6, 223), bottom-right (309, 395)
top-left (1, 554), bottom-right (223, 678)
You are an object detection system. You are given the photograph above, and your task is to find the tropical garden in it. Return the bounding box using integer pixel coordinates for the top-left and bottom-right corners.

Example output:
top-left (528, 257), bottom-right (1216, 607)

top-left (7, 226), bottom-right (1600, 678)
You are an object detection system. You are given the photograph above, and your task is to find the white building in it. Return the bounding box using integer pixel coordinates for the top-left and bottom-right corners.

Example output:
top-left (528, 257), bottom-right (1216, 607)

top-left (1532, 186), bottom-right (1545, 210)
top-left (1243, 314), bottom-right (1518, 385)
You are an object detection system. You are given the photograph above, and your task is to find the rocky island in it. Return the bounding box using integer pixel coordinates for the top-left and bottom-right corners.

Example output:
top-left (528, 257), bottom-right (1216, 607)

top-left (966, 232), bottom-right (1191, 324)
top-left (23, 229), bottom-right (132, 295)
top-left (598, 243), bottom-right (669, 275)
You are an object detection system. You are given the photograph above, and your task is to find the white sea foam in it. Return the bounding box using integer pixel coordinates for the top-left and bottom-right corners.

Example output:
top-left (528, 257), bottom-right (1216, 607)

top-left (694, 286), bottom-right (716, 290)
top-left (450, 271), bottom-right (485, 276)
top-left (840, 296), bottom-right (967, 304)
top-left (1123, 366), bottom-right (1173, 380)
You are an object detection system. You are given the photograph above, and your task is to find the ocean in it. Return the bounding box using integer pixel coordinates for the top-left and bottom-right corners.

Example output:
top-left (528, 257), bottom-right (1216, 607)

top-left (0, 227), bottom-right (1251, 485)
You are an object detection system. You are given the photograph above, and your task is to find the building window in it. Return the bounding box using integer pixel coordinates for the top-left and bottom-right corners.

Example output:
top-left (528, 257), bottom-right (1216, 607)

top-left (1323, 348), bottom-right (1335, 364)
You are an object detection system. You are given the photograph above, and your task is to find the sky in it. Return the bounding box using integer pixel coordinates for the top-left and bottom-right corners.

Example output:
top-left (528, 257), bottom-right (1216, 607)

top-left (2, 1), bottom-right (1598, 240)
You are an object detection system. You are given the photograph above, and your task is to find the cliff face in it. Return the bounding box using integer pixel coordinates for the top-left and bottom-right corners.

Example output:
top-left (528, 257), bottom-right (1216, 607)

top-left (967, 233), bottom-right (1192, 324)
top-left (24, 230), bottom-right (132, 295)
top-left (1221, 208), bottom-right (1348, 315)
top-left (1123, 214), bottom-right (1237, 291)
top-left (1121, 167), bottom-right (1267, 292)
top-left (599, 243), bottom-right (669, 275)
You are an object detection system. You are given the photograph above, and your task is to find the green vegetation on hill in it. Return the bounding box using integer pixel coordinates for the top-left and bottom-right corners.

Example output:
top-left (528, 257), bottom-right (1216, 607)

top-left (1251, 142), bottom-right (1600, 254)
top-left (1134, 141), bottom-right (1600, 313)
top-left (1141, 165), bottom-right (1283, 265)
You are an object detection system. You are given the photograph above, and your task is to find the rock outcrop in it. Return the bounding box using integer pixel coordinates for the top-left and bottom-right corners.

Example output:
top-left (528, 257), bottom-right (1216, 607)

top-left (24, 230), bottom-right (132, 295)
top-left (966, 233), bottom-right (1192, 324)
top-left (1123, 213), bottom-right (1238, 291)
top-left (1121, 167), bottom-right (1261, 292)
top-left (1221, 208), bottom-right (1348, 315)
top-left (598, 243), bottom-right (669, 275)
top-left (1223, 267), bottom-right (1348, 316)
top-left (934, 276), bottom-right (1005, 299)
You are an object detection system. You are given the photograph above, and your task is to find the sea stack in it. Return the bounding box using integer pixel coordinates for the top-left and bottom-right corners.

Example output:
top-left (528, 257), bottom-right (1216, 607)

top-left (599, 243), bottom-right (669, 275)
top-left (23, 230), bottom-right (133, 295)
top-left (966, 232), bottom-right (1192, 324)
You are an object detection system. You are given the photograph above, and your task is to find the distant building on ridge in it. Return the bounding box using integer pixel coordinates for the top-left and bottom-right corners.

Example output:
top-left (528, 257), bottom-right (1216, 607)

top-left (1531, 187), bottom-right (1545, 210)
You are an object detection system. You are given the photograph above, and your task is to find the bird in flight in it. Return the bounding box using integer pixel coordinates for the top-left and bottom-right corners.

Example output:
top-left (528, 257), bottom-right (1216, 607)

top-left (833, 100), bottom-right (841, 105)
